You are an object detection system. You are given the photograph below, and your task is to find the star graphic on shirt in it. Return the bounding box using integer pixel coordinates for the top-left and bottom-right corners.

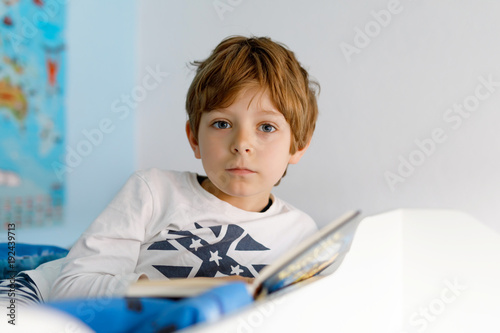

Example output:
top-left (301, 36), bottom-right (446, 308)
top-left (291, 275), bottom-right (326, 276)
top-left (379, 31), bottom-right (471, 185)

top-left (209, 250), bottom-right (222, 266)
top-left (189, 238), bottom-right (202, 251)
top-left (230, 265), bottom-right (244, 276)
top-left (148, 223), bottom-right (270, 279)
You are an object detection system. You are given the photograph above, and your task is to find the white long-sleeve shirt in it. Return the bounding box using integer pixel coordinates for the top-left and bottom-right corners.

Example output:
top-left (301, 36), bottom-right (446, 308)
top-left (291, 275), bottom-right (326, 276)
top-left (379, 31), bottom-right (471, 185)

top-left (51, 169), bottom-right (317, 299)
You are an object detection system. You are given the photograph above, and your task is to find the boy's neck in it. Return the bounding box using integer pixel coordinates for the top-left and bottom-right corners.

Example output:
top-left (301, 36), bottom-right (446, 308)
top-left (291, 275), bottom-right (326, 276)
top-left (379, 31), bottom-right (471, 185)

top-left (200, 178), bottom-right (272, 212)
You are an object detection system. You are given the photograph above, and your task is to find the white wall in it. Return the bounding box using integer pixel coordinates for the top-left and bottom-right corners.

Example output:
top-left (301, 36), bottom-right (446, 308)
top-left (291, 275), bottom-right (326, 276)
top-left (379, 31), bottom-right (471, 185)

top-left (137, 0), bottom-right (500, 233)
top-left (16, 0), bottom-right (137, 247)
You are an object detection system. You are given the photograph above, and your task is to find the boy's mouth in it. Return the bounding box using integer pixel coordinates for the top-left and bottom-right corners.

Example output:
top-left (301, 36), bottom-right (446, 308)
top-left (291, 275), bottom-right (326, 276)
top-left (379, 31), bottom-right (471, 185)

top-left (226, 168), bottom-right (256, 175)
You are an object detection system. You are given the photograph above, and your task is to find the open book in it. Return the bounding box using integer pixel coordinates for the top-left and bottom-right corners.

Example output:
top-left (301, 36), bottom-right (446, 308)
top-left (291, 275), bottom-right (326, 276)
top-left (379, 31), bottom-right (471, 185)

top-left (126, 210), bottom-right (362, 300)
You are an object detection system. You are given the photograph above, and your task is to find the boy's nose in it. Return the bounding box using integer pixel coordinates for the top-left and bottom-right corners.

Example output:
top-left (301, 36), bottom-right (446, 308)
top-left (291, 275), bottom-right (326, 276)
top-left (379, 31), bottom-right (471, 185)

top-left (231, 129), bottom-right (253, 154)
top-left (232, 141), bottom-right (252, 154)
top-left (233, 147), bottom-right (251, 153)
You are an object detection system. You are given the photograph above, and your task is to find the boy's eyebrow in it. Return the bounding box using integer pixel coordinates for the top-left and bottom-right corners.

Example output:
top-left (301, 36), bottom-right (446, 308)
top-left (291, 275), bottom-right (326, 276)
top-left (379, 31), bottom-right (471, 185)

top-left (257, 109), bottom-right (283, 117)
top-left (210, 108), bottom-right (284, 117)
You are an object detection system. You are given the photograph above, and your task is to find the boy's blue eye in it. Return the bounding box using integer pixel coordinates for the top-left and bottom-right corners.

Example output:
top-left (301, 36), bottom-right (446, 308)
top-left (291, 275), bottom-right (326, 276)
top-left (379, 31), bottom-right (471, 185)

top-left (212, 121), bottom-right (231, 129)
top-left (259, 124), bottom-right (276, 133)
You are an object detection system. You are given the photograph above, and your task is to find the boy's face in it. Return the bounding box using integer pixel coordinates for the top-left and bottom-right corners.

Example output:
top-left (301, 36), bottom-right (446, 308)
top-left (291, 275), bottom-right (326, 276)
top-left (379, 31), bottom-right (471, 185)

top-left (186, 86), bottom-right (308, 211)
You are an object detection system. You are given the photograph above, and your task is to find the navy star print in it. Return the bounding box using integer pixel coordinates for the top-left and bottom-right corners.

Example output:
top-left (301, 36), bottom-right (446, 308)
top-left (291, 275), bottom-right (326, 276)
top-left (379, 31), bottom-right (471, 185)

top-left (148, 223), bottom-right (270, 279)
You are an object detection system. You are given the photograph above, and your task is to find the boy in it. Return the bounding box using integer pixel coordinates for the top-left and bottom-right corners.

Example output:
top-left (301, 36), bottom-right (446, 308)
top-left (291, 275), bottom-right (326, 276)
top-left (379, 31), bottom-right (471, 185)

top-left (51, 36), bottom-right (320, 299)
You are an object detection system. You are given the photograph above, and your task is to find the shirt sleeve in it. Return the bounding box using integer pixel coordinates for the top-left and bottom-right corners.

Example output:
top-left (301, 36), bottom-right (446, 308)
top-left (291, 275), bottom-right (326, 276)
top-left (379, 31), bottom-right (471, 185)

top-left (50, 172), bottom-right (154, 300)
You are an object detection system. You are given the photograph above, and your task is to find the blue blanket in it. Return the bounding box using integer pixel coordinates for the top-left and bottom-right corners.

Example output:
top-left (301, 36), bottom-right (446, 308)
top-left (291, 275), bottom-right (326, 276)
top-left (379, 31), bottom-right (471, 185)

top-left (47, 282), bottom-right (253, 332)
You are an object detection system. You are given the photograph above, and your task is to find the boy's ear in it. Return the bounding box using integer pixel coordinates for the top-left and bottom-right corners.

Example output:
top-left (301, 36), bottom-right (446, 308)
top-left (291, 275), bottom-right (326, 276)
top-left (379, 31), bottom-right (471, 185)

top-left (288, 139), bottom-right (311, 165)
top-left (185, 121), bottom-right (201, 159)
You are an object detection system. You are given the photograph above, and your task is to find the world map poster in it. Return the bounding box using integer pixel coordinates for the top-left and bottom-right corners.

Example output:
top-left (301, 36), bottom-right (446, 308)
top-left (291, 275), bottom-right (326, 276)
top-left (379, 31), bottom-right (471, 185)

top-left (0, 0), bottom-right (66, 230)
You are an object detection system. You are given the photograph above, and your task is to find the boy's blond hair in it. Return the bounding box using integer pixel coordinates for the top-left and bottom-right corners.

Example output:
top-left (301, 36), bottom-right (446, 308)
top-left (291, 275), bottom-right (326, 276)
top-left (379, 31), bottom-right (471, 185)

top-left (186, 35), bottom-right (319, 155)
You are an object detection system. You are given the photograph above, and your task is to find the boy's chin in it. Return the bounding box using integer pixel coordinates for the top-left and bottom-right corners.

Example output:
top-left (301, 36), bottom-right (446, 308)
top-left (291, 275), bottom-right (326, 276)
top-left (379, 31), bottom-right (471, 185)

top-left (224, 185), bottom-right (274, 201)
top-left (204, 174), bottom-right (275, 197)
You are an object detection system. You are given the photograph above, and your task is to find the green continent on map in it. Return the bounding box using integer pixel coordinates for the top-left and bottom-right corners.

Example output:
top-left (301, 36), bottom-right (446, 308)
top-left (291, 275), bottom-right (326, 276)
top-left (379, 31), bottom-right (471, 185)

top-left (0, 77), bottom-right (28, 122)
